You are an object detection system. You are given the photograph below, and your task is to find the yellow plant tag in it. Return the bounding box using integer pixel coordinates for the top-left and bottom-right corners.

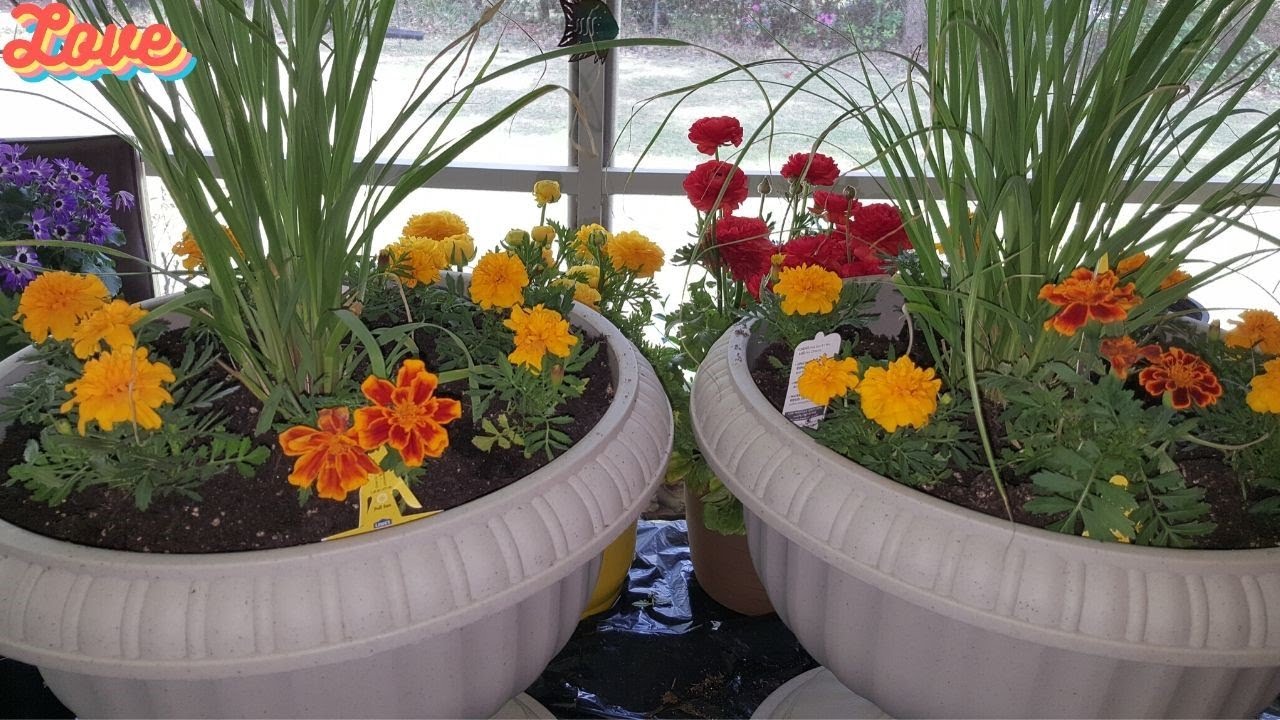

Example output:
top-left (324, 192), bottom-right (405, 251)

top-left (323, 448), bottom-right (439, 541)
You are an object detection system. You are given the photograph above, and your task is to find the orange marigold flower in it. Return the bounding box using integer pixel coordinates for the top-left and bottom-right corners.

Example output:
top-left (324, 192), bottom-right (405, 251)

top-left (504, 304), bottom-right (579, 370)
top-left (470, 251), bottom-right (530, 310)
top-left (14, 271), bottom-right (110, 343)
top-left (1099, 336), bottom-right (1161, 379)
top-left (70, 299), bottom-right (148, 359)
top-left (1159, 269), bottom-right (1191, 291)
top-left (1116, 253), bottom-right (1148, 276)
top-left (354, 359), bottom-right (462, 468)
top-left (402, 211), bottom-right (468, 241)
top-left (279, 407), bottom-right (381, 502)
top-left (797, 355), bottom-right (860, 406)
top-left (61, 346), bottom-right (175, 435)
top-left (386, 236), bottom-right (449, 288)
top-left (856, 357), bottom-right (942, 432)
top-left (1224, 309), bottom-right (1280, 355)
top-left (552, 278), bottom-right (602, 309)
top-left (574, 223), bottom-right (612, 257)
top-left (173, 226), bottom-right (242, 271)
top-left (1247, 359), bottom-right (1280, 414)
top-left (1138, 347), bottom-right (1223, 410)
top-left (1038, 267), bottom-right (1140, 336)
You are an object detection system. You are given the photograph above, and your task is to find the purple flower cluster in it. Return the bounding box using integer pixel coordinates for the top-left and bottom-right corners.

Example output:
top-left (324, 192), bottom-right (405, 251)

top-left (0, 142), bottom-right (134, 293)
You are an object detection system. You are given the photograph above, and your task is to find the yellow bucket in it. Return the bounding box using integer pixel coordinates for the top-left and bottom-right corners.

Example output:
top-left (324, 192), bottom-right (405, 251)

top-left (581, 523), bottom-right (637, 618)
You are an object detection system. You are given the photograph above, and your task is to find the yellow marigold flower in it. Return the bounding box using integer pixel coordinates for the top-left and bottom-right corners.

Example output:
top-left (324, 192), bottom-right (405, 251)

top-left (470, 251), bottom-right (530, 310)
top-left (1224, 309), bottom-right (1280, 355)
top-left (553, 278), bottom-right (602, 309)
top-left (574, 223), bottom-right (611, 257)
top-left (70, 299), bottom-right (147, 359)
top-left (172, 231), bottom-right (204, 271)
top-left (386, 237), bottom-right (448, 288)
top-left (61, 346), bottom-right (175, 435)
top-left (566, 264), bottom-right (601, 289)
top-left (531, 225), bottom-right (557, 246)
top-left (605, 230), bottom-right (665, 278)
top-left (774, 264), bottom-right (843, 316)
top-left (402, 210), bottom-right (468, 241)
top-left (439, 233), bottom-right (476, 265)
top-left (1159, 269), bottom-right (1191, 291)
top-left (504, 304), bottom-right (578, 371)
top-left (505, 229), bottom-right (531, 246)
top-left (1109, 474), bottom-right (1130, 489)
top-left (856, 357), bottom-right (942, 432)
top-left (1116, 253), bottom-right (1148, 276)
top-left (1247, 359), bottom-right (1280, 414)
top-left (534, 180), bottom-right (562, 206)
top-left (796, 355), bottom-right (860, 406)
top-left (14, 271), bottom-right (110, 343)
top-left (173, 226), bottom-right (241, 271)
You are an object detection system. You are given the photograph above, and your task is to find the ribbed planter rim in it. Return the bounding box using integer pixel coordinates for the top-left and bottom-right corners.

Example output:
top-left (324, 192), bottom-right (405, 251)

top-left (692, 318), bottom-right (1280, 667)
top-left (0, 295), bottom-right (672, 678)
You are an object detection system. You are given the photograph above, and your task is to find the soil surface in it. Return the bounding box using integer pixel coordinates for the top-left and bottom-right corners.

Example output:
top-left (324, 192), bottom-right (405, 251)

top-left (750, 326), bottom-right (1280, 550)
top-left (0, 326), bottom-right (613, 554)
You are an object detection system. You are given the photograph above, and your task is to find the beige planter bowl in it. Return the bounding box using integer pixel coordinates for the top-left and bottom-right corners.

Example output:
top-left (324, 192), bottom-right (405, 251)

top-left (691, 321), bottom-right (1280, 718)
top-left (0, 302), bottom-right (673, 718)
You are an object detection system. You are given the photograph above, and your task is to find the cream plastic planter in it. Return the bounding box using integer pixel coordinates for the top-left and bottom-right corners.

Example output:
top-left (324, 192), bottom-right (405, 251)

top-left (0, 302), bottom-right (672, 719)
top-left (691, 321), bottom-right (1280, 719)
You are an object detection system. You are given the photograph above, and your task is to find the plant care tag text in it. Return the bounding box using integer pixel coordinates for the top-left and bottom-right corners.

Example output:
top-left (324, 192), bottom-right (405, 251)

top-left (324, 448), bottom-right (439, 541)
top-left (782, 331), bottom-right (842, 429)
top-left (3, 2), bottom-right (196, 83)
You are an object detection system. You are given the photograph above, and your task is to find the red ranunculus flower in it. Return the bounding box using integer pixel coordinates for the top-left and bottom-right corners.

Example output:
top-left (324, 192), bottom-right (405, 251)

top-left (713, 214), bottom-right (775, 287)
top-left (811, 190), bottom-right (858, 223)
top-left (688, 116), bottom-right (744, 155)
top-left (849, 202), bottom-right (911, 255)
top-left (684, 159), bottom-right (749, 214)
top-left (780, 152), bottom-right (840, 186)
top-left (781, 233), bottom-right (842, 272)
top-left (833, 240), bottom-right (889, 277)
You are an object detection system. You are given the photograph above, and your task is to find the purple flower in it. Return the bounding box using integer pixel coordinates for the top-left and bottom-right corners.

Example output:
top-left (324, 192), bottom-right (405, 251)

top-left (817, 11), bottom-right (837, 26)
top-left (0, 143), bottom-right (26, 161)
top-left (0, 246), bottom-right (41, 293)
top-left (50, 222), bottom-right (71, 241)
top-left (25, 209), bottom-right (51, 240)
top-left (114, 190), bottom-right (135, 210)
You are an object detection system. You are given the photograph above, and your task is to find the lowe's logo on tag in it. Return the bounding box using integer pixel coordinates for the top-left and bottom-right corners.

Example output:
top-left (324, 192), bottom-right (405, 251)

top-left (3, 2), bottom-right (196, 82)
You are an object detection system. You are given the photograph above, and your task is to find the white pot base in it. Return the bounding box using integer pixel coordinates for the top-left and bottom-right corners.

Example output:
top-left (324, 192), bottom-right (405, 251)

top-left (752, 668), bottom-right (889, 719)
top-left (492, 694), bottom-right (554, 719)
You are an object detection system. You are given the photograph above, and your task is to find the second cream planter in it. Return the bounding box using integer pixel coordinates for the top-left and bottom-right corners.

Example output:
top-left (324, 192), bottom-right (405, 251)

top-left (690, 321), bottom-right (1280, 718)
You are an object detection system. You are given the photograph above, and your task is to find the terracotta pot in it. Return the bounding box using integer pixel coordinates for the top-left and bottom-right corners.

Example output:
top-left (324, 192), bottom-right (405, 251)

top-left (0, 301), bottom-right (673, 719)
top-left (686, 485), bottom-right (774, 616)
top-left (691, 320), bottom-right (1280, 718)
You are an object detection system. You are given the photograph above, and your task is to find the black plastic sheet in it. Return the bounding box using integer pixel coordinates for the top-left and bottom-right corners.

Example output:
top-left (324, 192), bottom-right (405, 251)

top-left (524, 520), bottom-right (817, 719)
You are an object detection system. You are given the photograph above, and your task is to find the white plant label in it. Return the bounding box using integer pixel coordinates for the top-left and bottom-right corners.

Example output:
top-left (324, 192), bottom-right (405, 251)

top-left (782, 331), bottom-right (843, 429)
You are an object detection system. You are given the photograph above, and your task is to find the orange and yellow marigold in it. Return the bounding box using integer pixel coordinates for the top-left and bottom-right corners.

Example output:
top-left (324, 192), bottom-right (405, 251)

top-left (1138, 347), bottom-right (1223, 410)
top-left (1039, 267), bottom-right (1140, 336)
top-left (70, 299), bottom-right (147, 359)
top-left (354, 359), bottom-right (462, 468)
top-left (279, 407), bottom-right (382, 502)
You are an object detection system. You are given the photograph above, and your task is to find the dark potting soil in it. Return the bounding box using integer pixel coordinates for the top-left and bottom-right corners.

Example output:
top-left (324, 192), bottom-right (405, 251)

top-left (750, 326), bottom-right (1280, 550)
top-left (0, 328), bottom-right (613, 554)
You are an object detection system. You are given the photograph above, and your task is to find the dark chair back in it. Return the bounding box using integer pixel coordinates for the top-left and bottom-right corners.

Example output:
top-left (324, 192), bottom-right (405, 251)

top-left (5, 135), bottom-right (155, 303)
